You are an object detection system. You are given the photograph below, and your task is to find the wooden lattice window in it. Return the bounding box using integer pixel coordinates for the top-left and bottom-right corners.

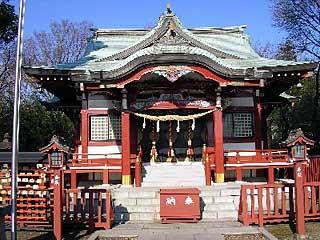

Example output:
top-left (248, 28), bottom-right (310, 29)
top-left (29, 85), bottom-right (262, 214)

top-left (51, 152), bottom-right (62, 166)
top-left (90, 115), bottom-right (121, 141)
top-left (293, 144), bottom-right (305, 158)
top-left (223, 112), bottom-right (253, 138)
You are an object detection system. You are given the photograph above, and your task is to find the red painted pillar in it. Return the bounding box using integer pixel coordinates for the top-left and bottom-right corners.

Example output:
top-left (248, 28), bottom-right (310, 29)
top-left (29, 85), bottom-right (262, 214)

top-left (295, 161), bottom-right (306, 238)
top-left (255, 100), bottom-right (262, 150)
top-left (71, 170), bottom-right (76, 189)
top-left (81, 110), bottom-right (88, 161)
top-left (135, 156), bottom-right (141, 187)
top-left (121, 112), bottom-right (131, 185)
top-left (214, 110), bottom-right (224, 183)
top-left (205, 154), bottom-right (212, 186)
top-left (103, 169), bottom-right (109, 184)
top-left (53, 169), bottom-right (63, 240)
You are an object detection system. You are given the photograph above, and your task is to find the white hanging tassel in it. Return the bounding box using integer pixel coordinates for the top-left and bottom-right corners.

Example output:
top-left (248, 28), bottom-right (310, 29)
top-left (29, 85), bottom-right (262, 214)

top-left (156, 120), bottom-right (160, 132)
top-left (176, 120), bottom-right (180, 132)
top-left (142, 117), bottom-right (146, 129)
top-left (191, 119), bottom-right (195, 131)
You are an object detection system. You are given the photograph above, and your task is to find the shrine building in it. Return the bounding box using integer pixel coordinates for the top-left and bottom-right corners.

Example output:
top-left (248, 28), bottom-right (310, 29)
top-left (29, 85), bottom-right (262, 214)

top-left (24, 7), bottom-right (317, 187)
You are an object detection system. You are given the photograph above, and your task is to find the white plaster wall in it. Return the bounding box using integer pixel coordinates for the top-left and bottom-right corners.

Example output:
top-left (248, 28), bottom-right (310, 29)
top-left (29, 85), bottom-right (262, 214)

top-left (230, 97), bottom-right (254, 107)
top-left (87, 145), bottom-right (122, 159)
top-left (224, 142), bottom-right (255, 150)
top-left (224, 142), bottom-right (256, 156)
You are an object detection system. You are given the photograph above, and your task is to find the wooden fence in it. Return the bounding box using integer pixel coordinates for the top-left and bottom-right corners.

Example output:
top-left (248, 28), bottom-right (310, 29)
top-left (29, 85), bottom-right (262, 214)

top-left (63, 188), bottom-right (113, 231)
top-left (306, 156), bottom-right (320, 182)
top-left (239, 181), bottom-right (320, 227)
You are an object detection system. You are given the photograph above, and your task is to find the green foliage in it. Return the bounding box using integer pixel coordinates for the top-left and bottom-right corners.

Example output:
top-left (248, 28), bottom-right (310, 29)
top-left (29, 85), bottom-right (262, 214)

top-left (0, 96), bottom-right (74, 151)
top-left (270, 77), bottom-right (318, 148)
top-left (0, 0), bottom-right (18, 44)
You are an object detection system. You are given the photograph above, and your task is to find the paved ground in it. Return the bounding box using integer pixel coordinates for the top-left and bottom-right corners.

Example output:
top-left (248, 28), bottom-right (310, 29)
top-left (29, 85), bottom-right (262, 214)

top-left (88, 221), bottom-right (277, 240)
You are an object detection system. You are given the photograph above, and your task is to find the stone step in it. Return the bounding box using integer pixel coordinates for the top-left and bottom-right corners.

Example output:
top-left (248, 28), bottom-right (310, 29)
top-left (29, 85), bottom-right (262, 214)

top-left (204, 202), bottom-right (236, 211)
top-left (202, 210), bottom-right (238, 220)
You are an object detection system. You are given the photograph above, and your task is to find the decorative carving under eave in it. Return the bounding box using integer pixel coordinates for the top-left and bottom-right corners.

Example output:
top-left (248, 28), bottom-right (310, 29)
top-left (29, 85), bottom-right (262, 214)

top-left (152, 65), bottom-right (193, 82)
top-left (130, 93), bottom-right (214, 110)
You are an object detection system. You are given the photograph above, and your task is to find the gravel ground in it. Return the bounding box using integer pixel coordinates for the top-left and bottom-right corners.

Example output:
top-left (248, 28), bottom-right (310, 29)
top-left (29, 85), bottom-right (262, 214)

top-left (265, 222), bottom-right (320, 240)
top-left (224, 233), bottom-right (267, 240)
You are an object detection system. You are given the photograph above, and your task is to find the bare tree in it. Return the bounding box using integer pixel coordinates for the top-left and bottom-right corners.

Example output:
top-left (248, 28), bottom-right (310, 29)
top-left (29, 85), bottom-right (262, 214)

top-left (271, 0), bottom-right (320, 147)
top-left (24, 19), bottom-right (94, 66)
top-left (272, 0), bottom-right (320, 59)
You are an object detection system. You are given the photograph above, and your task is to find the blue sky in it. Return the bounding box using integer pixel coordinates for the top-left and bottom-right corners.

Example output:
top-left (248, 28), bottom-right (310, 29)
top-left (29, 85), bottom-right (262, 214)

top-left (11, 0), bottom-right (286, 46)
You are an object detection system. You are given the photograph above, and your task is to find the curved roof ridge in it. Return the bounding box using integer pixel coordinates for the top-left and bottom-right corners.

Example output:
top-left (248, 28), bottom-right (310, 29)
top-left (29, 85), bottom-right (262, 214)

top-left (94, 12), bottom-right (241, 63)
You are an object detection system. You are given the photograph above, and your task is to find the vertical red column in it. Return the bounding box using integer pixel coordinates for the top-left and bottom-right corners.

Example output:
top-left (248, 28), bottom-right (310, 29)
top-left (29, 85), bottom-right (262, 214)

top-left (255, 100), bottom-right (262, 150)
top-left (81, 110), bottom-right (88, 161)
top-left (214, 110), bottom-right (224, 183)
top-left (295, 161), bottom-right (305, 237)
top-left (121, 112), bottom-right (131, 185)
top-left (53, 169), bottom-right (63, 240)
top-left (71, 170), bottom-right (77, 189)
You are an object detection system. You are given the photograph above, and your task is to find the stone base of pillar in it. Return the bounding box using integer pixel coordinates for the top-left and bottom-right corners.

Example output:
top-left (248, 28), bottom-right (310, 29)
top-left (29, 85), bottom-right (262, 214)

top-left (215, 173), bottom-right (225, 183)
top-left (122, 175), bottom-right (132, 185)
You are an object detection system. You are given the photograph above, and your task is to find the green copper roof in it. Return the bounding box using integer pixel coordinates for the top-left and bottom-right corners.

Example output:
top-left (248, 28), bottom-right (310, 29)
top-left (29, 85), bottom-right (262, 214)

top-left (25, 11), bottom-right (316, 80)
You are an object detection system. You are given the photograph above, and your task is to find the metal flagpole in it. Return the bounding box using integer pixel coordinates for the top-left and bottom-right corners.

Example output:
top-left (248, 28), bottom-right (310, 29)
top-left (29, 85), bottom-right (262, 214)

top-left (11, 0), bottom-right (26, 239)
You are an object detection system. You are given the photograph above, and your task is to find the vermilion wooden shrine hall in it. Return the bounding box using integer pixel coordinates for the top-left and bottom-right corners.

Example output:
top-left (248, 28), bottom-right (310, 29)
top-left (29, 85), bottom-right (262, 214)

top-left (23, 7), bottom-right (317, 188)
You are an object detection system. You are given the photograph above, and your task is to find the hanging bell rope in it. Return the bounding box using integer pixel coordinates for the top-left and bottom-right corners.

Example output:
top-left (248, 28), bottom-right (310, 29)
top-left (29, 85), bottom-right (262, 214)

top-left (130, 109), bottom-right (216, 121)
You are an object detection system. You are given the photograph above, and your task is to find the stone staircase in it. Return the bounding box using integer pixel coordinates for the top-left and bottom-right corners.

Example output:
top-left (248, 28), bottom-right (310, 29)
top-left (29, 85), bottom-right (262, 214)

top-left (141, 162), bottom-right (206, 187)
top-left (111, 184), bottom-right (241, 223)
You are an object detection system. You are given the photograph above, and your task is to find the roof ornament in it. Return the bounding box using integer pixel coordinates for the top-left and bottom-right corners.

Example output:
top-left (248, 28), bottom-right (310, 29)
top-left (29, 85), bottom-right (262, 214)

top-left (166, 3), bottom-right (172, 14)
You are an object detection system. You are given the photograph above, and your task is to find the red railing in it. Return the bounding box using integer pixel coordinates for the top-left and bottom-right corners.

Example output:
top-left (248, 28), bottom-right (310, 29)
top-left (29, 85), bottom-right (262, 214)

top-left (304, 182), bottom-right (320, 221)
top-left (306, 156), bottom-right (320, 182)
top-left (225, 149), bottom-right (289, 164)
top-left (202, 147), bottom-right (292, 183)
top-left (64, 188), bottom-right (113, 231)
top-left (239, 182), bottom-right (320, 226)
top-left (239, 183), bottom-right (294, 226)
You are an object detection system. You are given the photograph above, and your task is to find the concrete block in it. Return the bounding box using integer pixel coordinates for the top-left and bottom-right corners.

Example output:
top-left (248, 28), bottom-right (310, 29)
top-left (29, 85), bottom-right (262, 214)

top-left (129, 191), bottom-right (156, 198)
top-left (200, 190), bottom-right (221, 197)
top-left (112, 191), bottom-right (129, 199)
top-left (114, 198), bottom-right (137, 206)
top-left (213, 196), bottom-right (234, 203)
top-left (217, 210), bottom-right (238, 220)
top-left (202, 211), bottom-right (218, 219)
top-left (136, 198), bottom-right (159, 205)
top-left (232, 196), bottom-right (240, 210)
top-left (204, 202), bottom-right (236, 211)
top-left (220, 188), bottom-right (241, 196)
top-left (130, 212), bottom-right (155, 221)
top-left (126, 206), bottom-right (156, 213)
top-left (201, 196), bottom-right (213, 204)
